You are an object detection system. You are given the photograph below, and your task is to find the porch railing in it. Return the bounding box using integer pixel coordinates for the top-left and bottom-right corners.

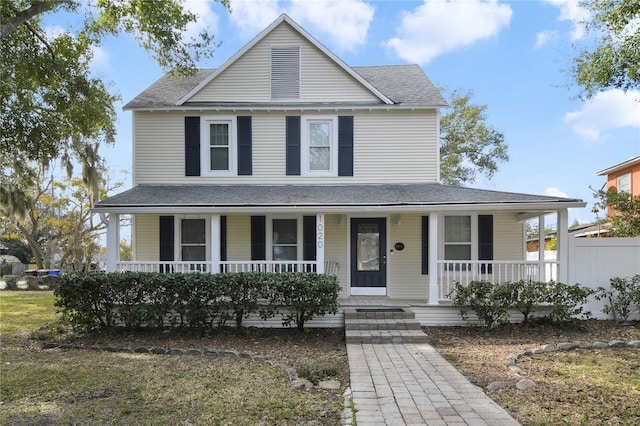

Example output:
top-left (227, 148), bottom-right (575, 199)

top-left (437, 260), bottom-right (558, 301)
top-left (116, 261), bottom-right (318, 274)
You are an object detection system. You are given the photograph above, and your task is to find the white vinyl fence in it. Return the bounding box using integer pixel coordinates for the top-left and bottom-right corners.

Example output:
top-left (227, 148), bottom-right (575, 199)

top-left (567, 237), bottom-right (640, 320)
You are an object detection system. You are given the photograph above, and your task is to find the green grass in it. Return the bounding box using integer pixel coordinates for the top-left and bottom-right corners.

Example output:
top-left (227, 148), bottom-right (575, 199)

top-left (0, 291), bottom-right (58, 335)
top-left (0, 291), bottom-right (343, 425)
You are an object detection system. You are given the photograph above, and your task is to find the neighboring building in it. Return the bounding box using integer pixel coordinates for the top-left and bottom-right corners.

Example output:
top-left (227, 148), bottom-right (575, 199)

top-left (597, 156), bottom-right (640, 197)
top-left (94, 15), bottom-right (584, 317)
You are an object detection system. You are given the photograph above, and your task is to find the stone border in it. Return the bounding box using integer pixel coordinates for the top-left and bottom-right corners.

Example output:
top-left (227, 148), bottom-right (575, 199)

top-left (487, 340), bottom-right (640, 391)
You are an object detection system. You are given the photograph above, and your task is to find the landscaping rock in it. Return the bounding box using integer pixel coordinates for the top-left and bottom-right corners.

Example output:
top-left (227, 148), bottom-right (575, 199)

top-left (591, 341), bottom-right (609, 349)
top-left (318, 380), bottom-right (341, 390)
top-left (557, 342), bottom-right (579, 351)
top-left (487, 381), bottom-right (511, 391)
top-left (290, 378), bottom-right (314, 390)
top-left (516, 379), bottom-right (536, 390)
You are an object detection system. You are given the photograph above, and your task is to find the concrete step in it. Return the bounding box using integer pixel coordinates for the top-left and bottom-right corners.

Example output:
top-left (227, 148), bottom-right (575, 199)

top-left (343, 308), bottom-right (415, 320)
top-left (345, 329), bottom-right (428, 344)
top-left (344, 318), bottom-right (422, 331)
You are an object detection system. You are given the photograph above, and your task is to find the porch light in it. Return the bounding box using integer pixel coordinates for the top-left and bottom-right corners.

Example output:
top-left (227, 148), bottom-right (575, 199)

top-left (335, 215), bottom-right (345, 228)
top-left (392, 214), bottom-right (402, 227)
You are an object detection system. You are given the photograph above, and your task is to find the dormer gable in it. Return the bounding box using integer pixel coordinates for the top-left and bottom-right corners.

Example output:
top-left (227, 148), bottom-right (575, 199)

top-left (176, 14), bottom-right (392, 105)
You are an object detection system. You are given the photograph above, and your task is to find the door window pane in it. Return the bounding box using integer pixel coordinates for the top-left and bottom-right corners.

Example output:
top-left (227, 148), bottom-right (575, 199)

top-left (357, 224), bottom-right (379, 271)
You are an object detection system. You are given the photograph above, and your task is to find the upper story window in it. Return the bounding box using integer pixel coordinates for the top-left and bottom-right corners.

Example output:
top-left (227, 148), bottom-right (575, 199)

top-left (271, 45), bottom-right (300, 100)
top-left (301, 116), bottom-right (338, 176)
top-left (617, 173), bottom-right (631, 193)
top-left (200, 116), bottom-right (236, 176)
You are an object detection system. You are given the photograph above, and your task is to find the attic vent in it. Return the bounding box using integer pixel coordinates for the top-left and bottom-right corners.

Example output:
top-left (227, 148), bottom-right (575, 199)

top-left (271, 45), bottom-right (300, 99)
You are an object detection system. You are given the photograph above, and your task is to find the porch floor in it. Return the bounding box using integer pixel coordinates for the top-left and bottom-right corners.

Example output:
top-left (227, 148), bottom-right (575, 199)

top-left (339, 296), bottom-right (430, 308)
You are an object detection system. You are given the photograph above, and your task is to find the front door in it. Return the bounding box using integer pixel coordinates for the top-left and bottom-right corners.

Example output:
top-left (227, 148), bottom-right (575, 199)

top-left (350, 218), bottom-right (387, 295)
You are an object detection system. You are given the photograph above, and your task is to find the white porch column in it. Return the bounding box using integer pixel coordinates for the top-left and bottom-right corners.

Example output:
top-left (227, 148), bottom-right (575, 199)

top-left (211, 214), bottom-right (220, 274)
top-left (106, 213), bottom-right (120, 272)
top-left (428, 214), bottom-right (439, 305)
top-left (538, 215), bottom-right (546, 281)
top-left (557, 208), bottom-right (569, 283)
top-left (316, 213), bottom-right (325, 273)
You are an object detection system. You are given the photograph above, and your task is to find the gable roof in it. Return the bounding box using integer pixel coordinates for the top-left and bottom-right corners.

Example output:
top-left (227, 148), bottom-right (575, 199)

top-left (123, 15), bottom-right (447, 111)
top-left (596, 156), bottom-right (640, 176)
top-left (94, 183), bottom-right (585, 213)
top-left (176, 14), bottom-right (392, 106)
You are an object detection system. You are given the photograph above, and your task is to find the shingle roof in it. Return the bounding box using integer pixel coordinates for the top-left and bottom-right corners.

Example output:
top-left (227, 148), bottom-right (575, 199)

top-left (123, 64), bottom-right (446, 110)
top-left (94, 183), bottom-right (584, 211)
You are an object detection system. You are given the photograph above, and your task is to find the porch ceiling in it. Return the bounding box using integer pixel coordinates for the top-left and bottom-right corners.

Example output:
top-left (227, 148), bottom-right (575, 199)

top-left (93, 183), bottom-right (585, 214)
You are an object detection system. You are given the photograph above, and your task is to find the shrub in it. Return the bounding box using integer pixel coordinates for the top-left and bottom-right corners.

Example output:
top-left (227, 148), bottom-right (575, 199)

top-left (54, 271), bottom-right (340, 331)
top-left (595, 275), bottom-right (640, 323)
top-left (507, 280), bottom-right (550, 324)
top-left (269, 273), bottom-right (340, 331)
top-left (546, 282), bottom-right (594, 325)
top-left (450, 281), bottom-right (512, 328)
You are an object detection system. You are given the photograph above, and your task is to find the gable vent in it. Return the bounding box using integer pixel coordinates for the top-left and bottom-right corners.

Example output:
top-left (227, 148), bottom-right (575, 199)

top-left (271, 45), bottom-right (300, 99)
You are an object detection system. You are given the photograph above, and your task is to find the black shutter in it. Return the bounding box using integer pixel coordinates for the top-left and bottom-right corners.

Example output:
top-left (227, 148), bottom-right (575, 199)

top-left (220, 216), bottom-right (227, 262)
top-left (286, 116), bottom-right (301, 175)
top-left (478, 215), bottom-right (494, 273)
top-left (338, 116), bottom-right (354, 176)
top-left (237, 116), bottom-right (252, 175)
top-left (421, 216), bottom-right (429, 275)
top-left (303, 216), bottom-right (317, 262)
top-left (159, 216), bottom-right (174, 273)
top-left (251, 216), bottom-right (266, 261)
top-left (185, 116), bottom-right (201, 176)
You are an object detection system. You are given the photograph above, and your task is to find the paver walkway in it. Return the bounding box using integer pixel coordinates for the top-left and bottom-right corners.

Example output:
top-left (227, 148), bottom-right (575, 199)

top-left (347, 343), bottom-right (520, 426)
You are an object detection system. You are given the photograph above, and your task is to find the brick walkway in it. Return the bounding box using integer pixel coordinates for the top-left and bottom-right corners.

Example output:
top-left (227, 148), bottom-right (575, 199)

top-left (347, 343), bottom-right (520, 426)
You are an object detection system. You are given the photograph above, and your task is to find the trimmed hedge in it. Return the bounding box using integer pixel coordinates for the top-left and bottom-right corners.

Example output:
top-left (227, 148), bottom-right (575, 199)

top-left (54, 271), bottom-right (339, 331)
top-left (450, 280), bottom-right (594, 327)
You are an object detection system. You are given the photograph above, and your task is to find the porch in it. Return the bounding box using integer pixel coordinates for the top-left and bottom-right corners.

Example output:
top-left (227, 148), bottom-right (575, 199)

top-left (114, 259), bottom-right (559, 304)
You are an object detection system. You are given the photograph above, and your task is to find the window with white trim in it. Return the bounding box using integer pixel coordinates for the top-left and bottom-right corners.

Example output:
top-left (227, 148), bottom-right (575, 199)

top-left (301, 116), bottom-right (337, 176)
top-left (181, 219), bottom-right (206, 261)
top-left (617, 173), bottom-right (631, 193)
top-left (201, 116), bottom-right (236, 176)
top-left (272, 218), bottom-right (298, 261)
top-left (444, 216), bottom-right (472, 262)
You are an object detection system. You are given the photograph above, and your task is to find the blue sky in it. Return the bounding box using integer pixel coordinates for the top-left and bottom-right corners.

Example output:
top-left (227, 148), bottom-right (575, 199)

top-left (49, 0), bottom-right (640, 226)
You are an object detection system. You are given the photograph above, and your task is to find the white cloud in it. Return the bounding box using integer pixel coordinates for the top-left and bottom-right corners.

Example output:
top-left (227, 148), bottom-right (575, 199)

top-left (288, 0), bottom-right (375, 51)
top-left (542, 0), bottom-right (590, 40)
top-left (183, 0), bottom-right (220, 40)
top-left (544, 187), bottom-right (569, 198)
top-left (228, 0), bottom-right (374, 51)
top-left (228, 0), bottom-right (281, 38)
top-left (89, 45), bottom-right (110, 71)
top-left (562, 89), bottom-right (640, 140)
top-left (384, 0), bottom-right (512, 65)
top-left (534, 30), bottom-right (558, 49)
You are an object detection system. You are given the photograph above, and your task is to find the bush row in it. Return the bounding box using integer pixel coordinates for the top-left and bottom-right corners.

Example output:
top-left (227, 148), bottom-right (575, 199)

top-left (450, 280), bottom-right (594, 328)
top-left (595, 274), bottom-right (640, 323)
top-left (55, 272), bottom-right (340, 331)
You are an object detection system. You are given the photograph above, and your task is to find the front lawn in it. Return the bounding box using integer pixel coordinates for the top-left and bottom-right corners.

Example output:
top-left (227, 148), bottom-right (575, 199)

top-left (0, 291), bottom-right (345, 425)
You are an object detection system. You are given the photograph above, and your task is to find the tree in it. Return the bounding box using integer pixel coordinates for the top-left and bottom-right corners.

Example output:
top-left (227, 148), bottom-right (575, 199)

top-left (571, 0), bottom-right (640, 98)
top-left (439, 89), bottom-right (509, 186)
top-left (1, 165), bottom-right (124, 270)
top-left (595, 188), bottom-right (640, 237)
top-left (1, 0), bottom-right (229, 217)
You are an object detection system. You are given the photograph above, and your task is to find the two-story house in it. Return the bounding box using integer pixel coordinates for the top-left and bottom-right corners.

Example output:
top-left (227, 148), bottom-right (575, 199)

top-left (94, 14), bottom-right (585, 324)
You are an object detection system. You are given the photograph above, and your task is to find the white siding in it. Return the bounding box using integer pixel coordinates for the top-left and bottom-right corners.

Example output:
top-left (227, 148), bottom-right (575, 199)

top-left (493, 211), bottom-right (525, 261)
top-left (134, 215), bottom-right (159, 260)
top-left (133, 110), bottom-right (439, 185)
top-left (189, 22), bottom-right (379, 103)
top-left (325, 214), bottom-right (349, 298)
top-left (226, 215), bottom-right (251, 261)
top-left (387, 214), bottom-right (429, 299)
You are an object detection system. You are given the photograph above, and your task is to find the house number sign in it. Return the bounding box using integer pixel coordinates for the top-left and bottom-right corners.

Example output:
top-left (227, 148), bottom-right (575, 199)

top-left (317, 216), bottom-right (324, 248)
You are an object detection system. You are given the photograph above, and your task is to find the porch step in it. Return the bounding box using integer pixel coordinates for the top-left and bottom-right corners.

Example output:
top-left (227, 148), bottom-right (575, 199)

top-left (343, 308), bottom-right (427, 344)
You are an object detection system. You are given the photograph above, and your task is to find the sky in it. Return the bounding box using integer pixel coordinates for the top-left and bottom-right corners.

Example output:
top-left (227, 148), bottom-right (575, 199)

top-left (47, 0), bottom-right (640, 227)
